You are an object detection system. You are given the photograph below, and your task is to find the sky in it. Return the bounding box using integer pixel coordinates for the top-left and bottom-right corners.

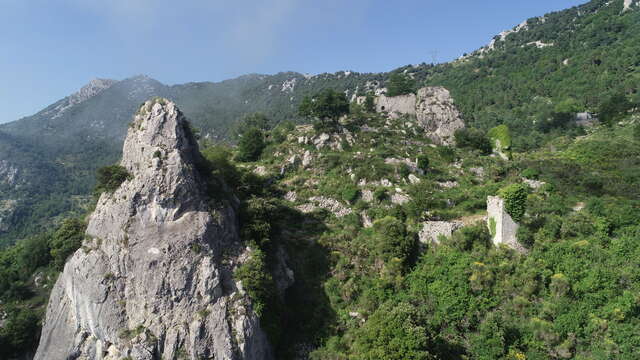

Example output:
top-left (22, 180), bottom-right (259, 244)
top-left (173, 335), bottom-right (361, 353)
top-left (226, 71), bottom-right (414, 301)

top-left (0, 0), bottom-right (587, 124)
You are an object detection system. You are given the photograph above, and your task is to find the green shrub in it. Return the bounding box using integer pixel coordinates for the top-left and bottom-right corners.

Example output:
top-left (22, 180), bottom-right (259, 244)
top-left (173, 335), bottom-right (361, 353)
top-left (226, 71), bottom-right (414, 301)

top-left (372, 216), bottom-right (414, 265)
top-left (341, 184), bottom-right (360, 204)
top-left (352, 302), bottom-right (431, 360)
top-left (49, 218), bottom-right (86, 269)
top-left (237, 127), bottom-right (266, 162)
top-left (488, 125), bottom-right (512, 155)
top-left (498, 183), bottom-right (528, 222)
top-left (0, 306), bottom-right (40, 357)
top-left (373, 187), bottom-right (387, 202)
top-left (364, 93), bottom-right (376, 112)
top-left (240, 197), bottom-right (279, 251)
top-left (437, 146), bottom-right (457, 163)
top-left (386, 73), bottom-right (416, 97)
top-left (95, 165), bottom-right (132, 194)
top-left (417, 155), bottom-right (429, 172)
top-left (521, 168), bottom-right (540, 180)
top-left (270, 121), bottom-right (294, 143)
top-left (235, 249), bottom-right (274, 317)
top-left (598, 93), bottom-right (632, 126)
top-left (517, 226), bottom-right (535, 248)
top-left (299, 89), bottom-right (350, 133)
top-left (454, 128), bottom-right (492, 154)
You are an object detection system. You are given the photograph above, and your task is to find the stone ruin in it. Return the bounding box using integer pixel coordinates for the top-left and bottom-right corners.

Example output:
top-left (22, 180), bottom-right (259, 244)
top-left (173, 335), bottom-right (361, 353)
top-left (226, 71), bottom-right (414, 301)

top-left (486, 196), bottom-right (526, 252)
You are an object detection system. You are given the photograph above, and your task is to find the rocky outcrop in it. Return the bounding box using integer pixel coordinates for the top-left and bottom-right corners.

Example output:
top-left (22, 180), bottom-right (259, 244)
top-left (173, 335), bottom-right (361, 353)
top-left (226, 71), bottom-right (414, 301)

top-left (0, 160), bottom-right (19, 186)
top-left (486, 196), bottom-right (525, 252)
top-left (366, 87), bottom-right (465, 145)
top-left (296, 196), bottom-right (353, 217)
top-left (415, 87), bottom-right (465, 145)
top-left (35, 99), bottom-right (272, 360)
top-left (44, 79), bottom-right (117, 120)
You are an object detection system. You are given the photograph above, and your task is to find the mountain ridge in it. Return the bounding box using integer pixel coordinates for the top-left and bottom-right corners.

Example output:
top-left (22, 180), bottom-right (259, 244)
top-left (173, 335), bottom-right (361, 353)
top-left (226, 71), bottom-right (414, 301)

top-left (0, 0), bottom-right (638, 246)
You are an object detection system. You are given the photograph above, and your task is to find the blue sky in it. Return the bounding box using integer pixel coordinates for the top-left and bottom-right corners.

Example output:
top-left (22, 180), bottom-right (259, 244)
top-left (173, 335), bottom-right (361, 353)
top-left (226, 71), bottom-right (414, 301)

top-left (0, 0), bottom-right (587, 124)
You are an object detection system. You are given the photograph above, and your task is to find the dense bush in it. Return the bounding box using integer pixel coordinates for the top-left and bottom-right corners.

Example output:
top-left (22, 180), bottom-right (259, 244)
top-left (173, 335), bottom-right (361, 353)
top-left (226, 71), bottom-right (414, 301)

top-left (236, 127), bottom-right (266, 162)
top-left (416, 155), bottom-right (429, 172)
top-left (454, 128), bottom-right (492, 154)
top-left (488, 125), bottom-right (512, 152)
top-left (235, 249), bottom-right (275, 317)
top-left (372, 216), bottom-right (414, 266)
top-left (386, 73), bottom-right (416, 97)
top-left (598, 93), bottom-right (633, 126)
top-left (498, 183), bottom-right (528, 222)
top-left (49, 218), bottom-right (86, 270)
top-left (299, 89), bottom-right (350, 133)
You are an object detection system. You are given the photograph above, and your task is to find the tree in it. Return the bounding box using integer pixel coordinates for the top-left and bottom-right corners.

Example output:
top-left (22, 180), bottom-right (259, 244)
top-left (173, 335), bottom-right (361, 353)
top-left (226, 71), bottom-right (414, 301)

top-left (417, 155), bottom-right (430, 172)
top-left (454, 128), bottom-right (492, 154)
top-left (233, 112), bottom-right (271, 138)
top-left (373, 216), bottom-right (414, 266)
top-left (49, 218), bottom-right (86, 269)
top-left (386, 73), bottom-right (416, 97)
top-left (598, 93), bottom-right (632, 126)
top-left (299, 89), bottom-right (350, 133)
top-left (364, 93), bottom-right (376, 112)
top-left (236, 127), bottom-right (266, 162)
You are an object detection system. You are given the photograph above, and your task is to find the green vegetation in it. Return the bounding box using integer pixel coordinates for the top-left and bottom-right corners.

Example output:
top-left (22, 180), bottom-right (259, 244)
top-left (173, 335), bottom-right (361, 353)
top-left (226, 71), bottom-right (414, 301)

top-left (386, 72), bottom-right (416, 97)
top-left (498, 183), bottom-right (528, 222)
top-left (299, 89), bottom-right (350, 133)
top-left (488, 125), bottom-right (512, 154)
top-left (94, 165), bottom-right (132, 194)
top-left (0, 217), bottom-right (86, 358)
top-left (236, 127), bottom-right (266, 162)
top-left (235, 249), bottom-right (274, 317)
top-left (455, 128), bottom-right (492, 154)
top-left (416, 154), bottom-right (429, 172)
top-left (3, 1), bottom-right (640, 359)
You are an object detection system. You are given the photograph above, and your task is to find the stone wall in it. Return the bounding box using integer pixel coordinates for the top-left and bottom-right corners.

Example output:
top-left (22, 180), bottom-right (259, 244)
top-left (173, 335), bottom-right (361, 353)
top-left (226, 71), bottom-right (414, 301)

top-left (375, 93), bottom-right (417, 116)
top-left (419, 221), bottom-right (463, 244)
top-left (486, 196), bottom-right (525, 252)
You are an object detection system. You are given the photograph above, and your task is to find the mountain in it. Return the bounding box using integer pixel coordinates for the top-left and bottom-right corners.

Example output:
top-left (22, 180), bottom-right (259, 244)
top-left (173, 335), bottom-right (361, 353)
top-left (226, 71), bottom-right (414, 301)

top-left (1, 0), bottom-right (639, 246)
top-left (1, 1), bottom-right (640, 358)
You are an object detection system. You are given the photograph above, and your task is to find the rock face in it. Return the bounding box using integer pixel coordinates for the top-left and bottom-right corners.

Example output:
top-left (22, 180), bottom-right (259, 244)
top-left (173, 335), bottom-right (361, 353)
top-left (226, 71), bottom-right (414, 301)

top-left (370, 87), bottom-right (465, 145)
top-left (415, 87), bottom-right (465, 145)
top-left (35, 99), bottom-right (272, 360)
top-left (486, 196), bottom-right (525, 252)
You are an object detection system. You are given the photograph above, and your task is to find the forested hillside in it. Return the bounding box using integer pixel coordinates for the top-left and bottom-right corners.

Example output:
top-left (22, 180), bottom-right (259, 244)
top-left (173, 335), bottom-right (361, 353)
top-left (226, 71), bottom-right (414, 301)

top-left (1, 1), bottom-right (640, 358)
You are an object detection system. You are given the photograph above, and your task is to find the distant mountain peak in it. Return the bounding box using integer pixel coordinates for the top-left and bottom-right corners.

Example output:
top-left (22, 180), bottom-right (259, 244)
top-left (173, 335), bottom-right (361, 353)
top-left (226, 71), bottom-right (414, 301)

top-left (43, 78), bottom-right (118, 119)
